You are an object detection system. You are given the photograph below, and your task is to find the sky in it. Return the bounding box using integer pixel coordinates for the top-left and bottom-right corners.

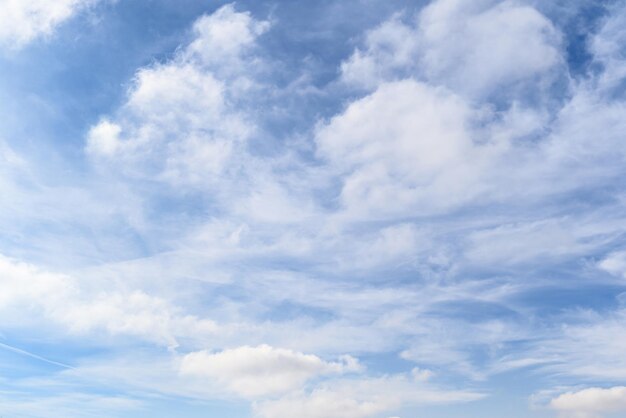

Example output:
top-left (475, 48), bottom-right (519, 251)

top-left (0, 0), bottom-right (626, 417)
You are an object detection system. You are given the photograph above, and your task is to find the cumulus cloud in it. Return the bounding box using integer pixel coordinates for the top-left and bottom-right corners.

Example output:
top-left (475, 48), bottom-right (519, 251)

top-left (180, 345), bottom-right (360, 398)
top-left (417, 0), bottom-right (561, 95)
top-left (316, 79), bottom-right (500, 218)
top-left (341, 0), bottom-right (562, 97)
top-left (86, 4), bottom-right (267, 187)
top-left (0, 0), bottom-right (99, 47)
top-left (340, 14), bottom-right (420, 90)
top-left (550, 387), bottom-right (626, 418)
top-left (330, 0), bottom-right (626, 226)
top-left (183, 4), bottom-right (270, 67)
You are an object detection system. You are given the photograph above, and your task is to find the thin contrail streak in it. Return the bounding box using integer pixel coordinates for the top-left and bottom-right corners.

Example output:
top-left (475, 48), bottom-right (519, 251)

top-left (0, 341), bottom-right (74, 369)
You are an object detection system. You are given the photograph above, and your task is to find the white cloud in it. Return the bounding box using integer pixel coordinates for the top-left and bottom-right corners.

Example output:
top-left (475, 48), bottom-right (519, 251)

top-left (341, 0), bottom-right (562, 97)
top-left (184, 3), bottom-right (270, 67)
top-left (331, 0), bottom-right (626, 226)
top-left (86, 4), bottom-right (267, 187)
top-left (332, 223), bottom-right (424, 271)
top-left (598, 250), bottom-right (626, 279)
top-left (550, 387), bottom-right (626, 418)
top-left (400, 317), bottom-right (527, 380)
top-left (254, 374), bottom-right (484, 418)
top-left (316, 79), bottom-right (500, 218)
top-left (255, 388), bottom-right (388, 418)
top-left (235, 179), bottom-right (318, 224)
top-left (465, 217), bottom-right (617, 266)
top-left (0, 0), bottom-right (99, 47)
top-left (588, 2), bottom-right (626, 92)
top-left (180, 345), bottom-right (360, 398)
top-left (86, 63), bottom-right (243, 185)
top-left (411, 367), bottom-right (435, 382)
top-left (340, 14), bottom-right (419, 90)
top-left (10, 1), bottom-right (626, 416)
top-left (332, 0), bottom-right (626, 227)
top-left (0, 391), bottom-right (142, 418)
top-left (26, 349), bottom-right (480, 418)
top-left (85, 119), bottom-right (122, 156)
top-left (511, 309), bottom-right (626, 383)
top-left (0, 254), bottom-right (217, 348)
top-left (418, 0), bottom-right (561, 96)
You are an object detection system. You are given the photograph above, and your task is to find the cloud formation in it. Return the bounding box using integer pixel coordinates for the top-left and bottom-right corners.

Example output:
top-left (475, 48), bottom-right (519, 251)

top-left (550, 387), bottom-right (626, 418)
top-left (255, 374), bottom-right (484, 418)
top-left (3, 0), bottom-right (626, 417)
top-left (180, 345), bottom-right (360, 397)
top-left (341, 0), bottom-right (562, 97)
top-left (87, 4), bottom-right (267, 187)
top-left (0, 254), bottom-right (217, 348)
top-left (0, 0), bottom-right (99, 47)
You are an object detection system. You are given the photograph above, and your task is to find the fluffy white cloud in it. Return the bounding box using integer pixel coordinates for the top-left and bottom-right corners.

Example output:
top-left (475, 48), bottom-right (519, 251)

top-left (184, 4), bottom-right (270, 67)
top-left (341, 0), bottom-right (562, 97)
top-left (180, 345), bottom-right (360, 398)
top-left (87, 64), bottom-right (244, 185)
top-left (550, 387), bottom-right (626, 418)
top-left (87, 4), bottom-right (267, 187)
top-left (340, 14), bottom-right (420, 90)
top-left (332, 0), bottom-right (626, 226)
top-left (0, 0), bottom-right (99, 47)
top-left (316, 79), bottom-right (500, 218)
top-left (418, 0), bottom-right (561, 96)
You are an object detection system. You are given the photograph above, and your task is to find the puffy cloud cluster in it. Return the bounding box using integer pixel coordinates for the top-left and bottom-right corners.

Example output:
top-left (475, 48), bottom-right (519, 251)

top-left (180, 345), bottom-right (361, 397)
top-left (316, 79), bottom-right (499, 218)
top-left (0, 0), bottom-right (99, 47)
top-left (341, 0), bottom-right (562, 97)
top-left (550, 387), bottom-right (626, 418)
top-left (86, 4), bottom-right (268, 187)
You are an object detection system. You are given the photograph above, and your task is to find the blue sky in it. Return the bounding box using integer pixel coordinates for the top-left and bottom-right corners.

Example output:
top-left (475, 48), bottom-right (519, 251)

top-left (1, 0), bottom-right (626, 417)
